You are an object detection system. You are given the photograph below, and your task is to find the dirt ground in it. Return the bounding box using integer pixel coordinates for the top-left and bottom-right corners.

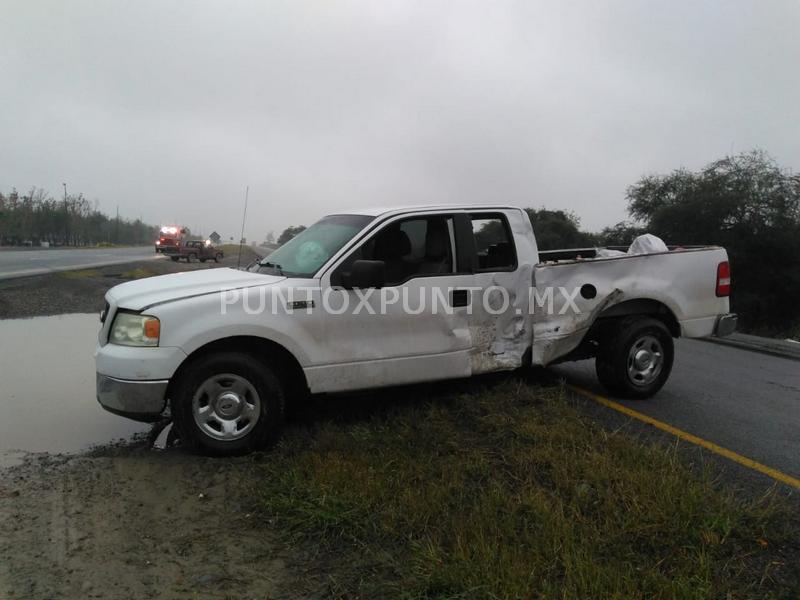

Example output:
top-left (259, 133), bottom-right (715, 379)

top-left (0, 445), bottom-right (321, 599)
top-left (0, 248), bottom-right (325, 599)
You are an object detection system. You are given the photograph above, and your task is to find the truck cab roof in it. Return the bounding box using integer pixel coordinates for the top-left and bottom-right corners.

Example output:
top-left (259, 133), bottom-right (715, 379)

top-left (338, 204), bottom-right (522, 218)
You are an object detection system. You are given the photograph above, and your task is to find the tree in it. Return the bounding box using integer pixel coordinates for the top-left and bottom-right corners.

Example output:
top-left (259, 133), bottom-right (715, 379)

top-left (625, 149), bottom-right (800, 335)
top-left (524, 208), bottom-right (597, 250)
top-left (596, 221), bottom-right (646, 247)
top-left (277, 225), bottom-right (306, 245)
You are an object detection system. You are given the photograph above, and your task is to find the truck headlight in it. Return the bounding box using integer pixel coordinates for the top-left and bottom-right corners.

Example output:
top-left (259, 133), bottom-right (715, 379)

top-left (110, 312), bottom-right (160, 347)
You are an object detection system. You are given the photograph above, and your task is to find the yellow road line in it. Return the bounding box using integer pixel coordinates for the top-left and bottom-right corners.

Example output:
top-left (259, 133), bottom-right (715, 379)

top-left (567, 384), bottom-right (800, 490)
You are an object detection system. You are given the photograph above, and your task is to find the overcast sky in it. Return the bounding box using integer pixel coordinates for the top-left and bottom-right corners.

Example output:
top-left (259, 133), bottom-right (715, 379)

top-left (2, 1), bottom-right (798, 241)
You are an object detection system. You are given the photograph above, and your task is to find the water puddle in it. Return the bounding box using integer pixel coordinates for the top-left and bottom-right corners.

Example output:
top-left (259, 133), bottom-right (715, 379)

top-left (0, 313), bottom-right (149, 468)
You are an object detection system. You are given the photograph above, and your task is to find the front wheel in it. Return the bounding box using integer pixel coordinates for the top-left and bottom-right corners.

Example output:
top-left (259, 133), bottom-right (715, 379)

top-left (214, 253), bottom-right (222, 263)
top-left (595, 316), bottom-right (674, 399)
top-left (171, 352), bottom-right (286, 455)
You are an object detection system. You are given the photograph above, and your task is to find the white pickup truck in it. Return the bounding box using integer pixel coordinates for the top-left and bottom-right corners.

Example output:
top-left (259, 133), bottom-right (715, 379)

top-left (96, 205), bottom-right (736, 454)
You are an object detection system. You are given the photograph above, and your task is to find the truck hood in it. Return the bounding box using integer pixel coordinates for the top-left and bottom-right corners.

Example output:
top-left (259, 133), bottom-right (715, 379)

top-left (107, 268), bottom-right (285, 311)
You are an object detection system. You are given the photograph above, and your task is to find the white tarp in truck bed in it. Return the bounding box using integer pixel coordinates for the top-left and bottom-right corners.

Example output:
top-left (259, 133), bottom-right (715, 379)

top-left (595, 234), bottom-right (669, 258)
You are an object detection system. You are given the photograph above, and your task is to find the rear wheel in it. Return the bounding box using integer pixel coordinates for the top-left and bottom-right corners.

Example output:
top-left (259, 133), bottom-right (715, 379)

top-left (214, 253), bottom-right (222, 263)
top-left (595, 316), bottom-right (674, 399)
top-left (170, 256), bottom-right (179, 262)
top-left (171, 352), bottom-right (285, 455)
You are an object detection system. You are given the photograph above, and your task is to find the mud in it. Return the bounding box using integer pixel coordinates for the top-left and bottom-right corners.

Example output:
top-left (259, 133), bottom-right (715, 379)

top-left (0, 448), bottom-right (316, 599)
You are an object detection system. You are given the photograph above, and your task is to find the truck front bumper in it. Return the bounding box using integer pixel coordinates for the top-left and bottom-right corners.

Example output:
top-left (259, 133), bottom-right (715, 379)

top-left (714, 313), bottom-right (738, 337)
top-left (96, 373), bottom-right (168, 423)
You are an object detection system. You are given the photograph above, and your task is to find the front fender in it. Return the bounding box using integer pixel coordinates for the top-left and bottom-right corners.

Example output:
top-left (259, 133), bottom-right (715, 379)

top-left (151, 288), bottom-right (312, 367)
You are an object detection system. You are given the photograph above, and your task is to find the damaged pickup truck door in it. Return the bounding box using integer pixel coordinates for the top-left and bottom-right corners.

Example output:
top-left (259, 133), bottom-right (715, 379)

top-left (307, 212), bottom-right (475, 393)
top-left (457, 211), bottom-right (535, 374)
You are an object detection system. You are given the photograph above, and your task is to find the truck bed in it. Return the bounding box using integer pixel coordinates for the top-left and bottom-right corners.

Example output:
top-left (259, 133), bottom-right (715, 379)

top-left (531, 245), bottom-right (730, 365)
top-left (537, 245), bottom-right (711, 263)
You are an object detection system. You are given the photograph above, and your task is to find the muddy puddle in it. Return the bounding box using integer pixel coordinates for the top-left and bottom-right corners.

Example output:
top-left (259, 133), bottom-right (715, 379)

top-left (0, 313), bottom-right (149, 468)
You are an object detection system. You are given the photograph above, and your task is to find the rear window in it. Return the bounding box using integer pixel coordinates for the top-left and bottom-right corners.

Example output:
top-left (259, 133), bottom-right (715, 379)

top-left (470, 214), bottom-right (517, 271)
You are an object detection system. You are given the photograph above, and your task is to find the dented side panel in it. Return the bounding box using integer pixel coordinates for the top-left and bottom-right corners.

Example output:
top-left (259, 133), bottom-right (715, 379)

top-left (469, 265), bottom-right (534, 373)
top-left (532, 247), bottom-right (730, 365)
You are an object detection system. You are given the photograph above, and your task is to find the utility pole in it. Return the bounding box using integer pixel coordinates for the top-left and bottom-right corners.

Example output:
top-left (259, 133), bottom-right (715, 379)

top-left (237, 186), bottom-right (249, 269)
top-left (62, 183), bottom-right (68, 246)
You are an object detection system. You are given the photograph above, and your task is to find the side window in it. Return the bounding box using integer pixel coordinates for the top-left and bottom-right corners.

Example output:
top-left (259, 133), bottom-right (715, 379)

top-left (471, 215), bottom-right (517, 271)
top-left (334, 215), bottom-right (455, 286)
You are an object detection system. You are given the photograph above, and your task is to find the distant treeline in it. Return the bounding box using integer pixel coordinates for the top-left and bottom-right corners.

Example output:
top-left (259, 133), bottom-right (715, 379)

top-left (0, 188), bottom-right (159, 246)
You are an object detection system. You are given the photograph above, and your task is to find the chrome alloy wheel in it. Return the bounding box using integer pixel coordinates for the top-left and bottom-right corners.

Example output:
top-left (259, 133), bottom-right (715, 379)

top-left (192, 373), bottom-right (261, 441)
top-left (626, 335), bottom-right (664, 387)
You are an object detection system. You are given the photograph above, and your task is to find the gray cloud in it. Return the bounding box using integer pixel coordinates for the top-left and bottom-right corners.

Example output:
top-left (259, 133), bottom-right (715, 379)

top-left (2, 0), bottom-right (798, 241)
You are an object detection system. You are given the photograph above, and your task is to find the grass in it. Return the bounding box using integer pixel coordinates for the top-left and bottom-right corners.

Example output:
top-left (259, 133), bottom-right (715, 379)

top-left (120, 266), bottom-right (156, 280)
top-left (58, 268), bottom-right (101, 279)
top-left (254, 378), bottom-right (797, 599)
top-left (216, 244), bottom-right (263, 267)
top-left (56, 266), bottom-right (156, 280)
top-left (218, 243), bottom-right (261, 255)
top-left (782, 320), bottom-right (800, 341)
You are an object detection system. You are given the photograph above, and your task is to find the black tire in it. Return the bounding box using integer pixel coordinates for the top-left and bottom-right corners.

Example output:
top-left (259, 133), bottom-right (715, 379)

top-left (214, 253), bottom-right (222, 263)
top-left (170, 256), bottom-right (179, 262)
top-left (171, 352), bottom-right (285, 455)
top-left (595, 316), bottom-right (674, 399)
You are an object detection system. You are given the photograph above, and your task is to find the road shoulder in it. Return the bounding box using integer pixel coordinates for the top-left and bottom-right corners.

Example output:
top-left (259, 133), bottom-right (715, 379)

top-left (703, 333), bottom-right (800, 362)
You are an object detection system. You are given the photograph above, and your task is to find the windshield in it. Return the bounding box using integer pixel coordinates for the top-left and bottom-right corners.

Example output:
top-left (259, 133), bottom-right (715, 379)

top-left (252, 214), bottom-right (374, 277)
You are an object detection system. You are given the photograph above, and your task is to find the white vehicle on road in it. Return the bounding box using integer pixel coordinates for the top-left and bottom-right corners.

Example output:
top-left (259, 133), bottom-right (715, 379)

top-left (96, 206), bottom-right (736, 454)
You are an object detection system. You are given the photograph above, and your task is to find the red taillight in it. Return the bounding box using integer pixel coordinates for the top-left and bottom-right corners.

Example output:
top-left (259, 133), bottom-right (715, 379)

top-left (716, 261), bottom-right (731, 297)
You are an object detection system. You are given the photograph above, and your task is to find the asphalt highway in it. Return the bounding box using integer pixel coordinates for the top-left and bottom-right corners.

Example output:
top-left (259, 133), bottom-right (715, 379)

top-left (553, 338), bottom-right (800, 484)
top-left (0, 247), bottom-right (162, 280)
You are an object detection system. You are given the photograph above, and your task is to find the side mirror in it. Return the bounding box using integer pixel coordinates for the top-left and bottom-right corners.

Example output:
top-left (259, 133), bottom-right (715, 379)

top-left (346, 260), bottom-right (385, 289)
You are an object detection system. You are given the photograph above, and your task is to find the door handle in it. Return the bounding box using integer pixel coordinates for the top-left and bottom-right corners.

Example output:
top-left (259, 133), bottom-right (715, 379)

top-left (451, 289), bottom-right (469, 308)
